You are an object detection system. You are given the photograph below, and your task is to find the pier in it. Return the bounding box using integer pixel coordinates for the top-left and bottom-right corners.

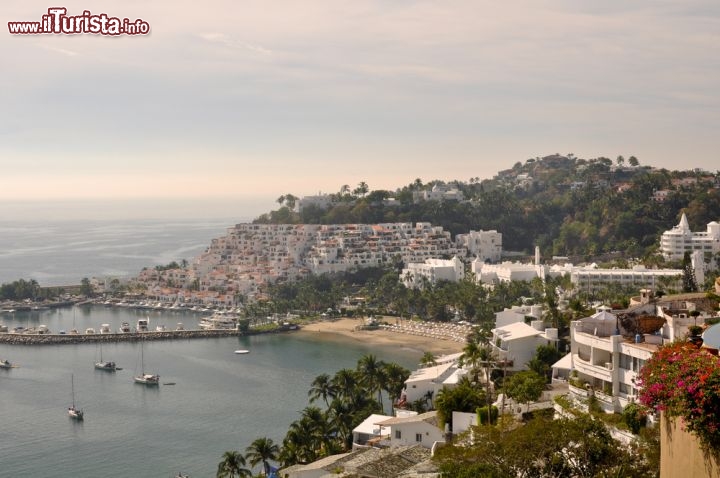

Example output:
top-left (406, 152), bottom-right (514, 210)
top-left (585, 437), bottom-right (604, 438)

top-left (0, 329), bottom-right (246, 345)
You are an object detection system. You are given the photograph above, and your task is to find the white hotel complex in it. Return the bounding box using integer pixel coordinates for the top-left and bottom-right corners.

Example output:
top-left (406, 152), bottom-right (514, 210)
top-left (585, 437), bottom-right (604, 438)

top-left (137, 222), bottom-right (464, 304)
top-left (660, 212), bottom-right (720, 261)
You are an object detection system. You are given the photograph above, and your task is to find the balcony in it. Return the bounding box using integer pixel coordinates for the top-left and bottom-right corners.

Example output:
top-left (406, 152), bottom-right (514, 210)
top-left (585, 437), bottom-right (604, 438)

top-left (573, 354), bottom-right (612, 382)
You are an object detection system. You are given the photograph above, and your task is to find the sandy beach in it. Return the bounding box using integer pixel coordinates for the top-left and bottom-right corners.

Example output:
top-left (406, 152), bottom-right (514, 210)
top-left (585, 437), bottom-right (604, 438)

top-left (296, 318), bottom-right (467, 356)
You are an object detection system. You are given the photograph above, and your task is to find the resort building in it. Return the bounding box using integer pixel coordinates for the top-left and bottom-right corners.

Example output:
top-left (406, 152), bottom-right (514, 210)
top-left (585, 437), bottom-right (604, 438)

top-left (136, 222), bottom-right (464, 304)
top-left (472, 260), bottom-right (545, 284)
top-left (489, 320), bottom-right (559, 373)
top-left (455, 229), bottom-right (502, 263)
top-left (562, 292), bottom-right (719, 414)
top-left (569, 264), bottom-right (683, 294)
top-left (400, 256), bottom-right (464, 289)
top-left (660, 212), bottom-right (720, 261)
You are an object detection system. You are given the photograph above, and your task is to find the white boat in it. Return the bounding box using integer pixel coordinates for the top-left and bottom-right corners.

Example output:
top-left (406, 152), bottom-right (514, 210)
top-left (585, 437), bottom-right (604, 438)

top-left (99, 323), bottom-right (112, 334)
top-left (0, 359), bottom-right (13, 369)
top-left (94, 343), bottom-right (116, 371)
top-left (199, 314), bottom-right (238, 330)
top-left (134, 339), bottom-right (159, 386)
top-left (137, 318), bottom-right (149, 332)
top-left (234, 350), bottom-right (249, 354)
top-left (155, 325), bottom-right (167, 332)
top-left (68, 374), bottom-right (84, 421)
top-left (175, 323), bottom-right (185, 331)
top-left (85, 328), bottom-right (96, 335)
top-left (119, 322), bottom-right (132, 333)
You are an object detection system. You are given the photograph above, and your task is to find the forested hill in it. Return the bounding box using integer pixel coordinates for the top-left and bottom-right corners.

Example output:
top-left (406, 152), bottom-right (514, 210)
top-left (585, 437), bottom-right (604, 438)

top-left (254, 154), bottom-right (720, 260)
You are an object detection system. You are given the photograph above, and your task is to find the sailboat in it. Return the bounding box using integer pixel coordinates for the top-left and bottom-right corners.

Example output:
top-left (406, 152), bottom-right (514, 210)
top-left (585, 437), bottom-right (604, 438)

top-left (94, 342), bottom-right (116, 371)
top-left (133, 338), bottom-right (159, 386)
top-left (68, 374), bottom-right (84, 420)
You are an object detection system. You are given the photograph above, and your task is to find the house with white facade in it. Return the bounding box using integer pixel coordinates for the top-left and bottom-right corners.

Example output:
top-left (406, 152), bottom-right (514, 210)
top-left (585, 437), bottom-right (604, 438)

top-left (375, 411), bottom-right (445, 449)
top-left (352, 414), bottom-right (393, 450)
top-left (494, 304), bottom-right (544, 328)
top-left (400, 361), bottom-right (466, 406)
top-left (412, 184), bottom-right (464, 203)
top-left (564, 292), bottom-right (719, 414)
top-left (489, 320), bottom-right (559, 372)
top-left (661, 212), bottom-right (720, 262)
top-left (455, 229), bottom-right (502, 263)
top-left (401, 256), bottom-right (464, 289)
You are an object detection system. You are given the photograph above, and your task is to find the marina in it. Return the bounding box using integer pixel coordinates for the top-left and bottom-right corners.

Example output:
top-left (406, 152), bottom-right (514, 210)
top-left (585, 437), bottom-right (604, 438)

top-left (0, 305), bottom-right (422, 477)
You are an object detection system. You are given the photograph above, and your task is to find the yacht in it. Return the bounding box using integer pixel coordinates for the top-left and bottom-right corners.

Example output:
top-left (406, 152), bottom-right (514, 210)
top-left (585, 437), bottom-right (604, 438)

top-left (155, 324), bottom-right (167, 332)
top-left (99, 323), bottom-right (112, 334)
top-left (199, 316), bottom-right (238, 330)
top-left (119, 322), bottom-right (132, 333)
top-left (85, 328), bottom-right (96, 335)
top-left (136, 318), bottom-right (149, 332)
top-left (0, 359), bottom-right (13, 369)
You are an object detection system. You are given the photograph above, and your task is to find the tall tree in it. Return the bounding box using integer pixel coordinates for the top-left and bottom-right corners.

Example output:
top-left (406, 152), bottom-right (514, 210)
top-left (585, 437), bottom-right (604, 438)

top-left (308, 373), bottom-right (337, 408)
top-left (245, 437), bottom-right (280, 476)
top-left (216, 451), bottom-right (251, 478)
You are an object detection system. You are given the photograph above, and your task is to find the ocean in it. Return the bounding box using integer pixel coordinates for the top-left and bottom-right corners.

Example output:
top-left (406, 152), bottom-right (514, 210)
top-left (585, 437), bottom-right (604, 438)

top-left (0, 219), bottom-right (238, 286)
top-left (0, 220), bottom-right (422, 477)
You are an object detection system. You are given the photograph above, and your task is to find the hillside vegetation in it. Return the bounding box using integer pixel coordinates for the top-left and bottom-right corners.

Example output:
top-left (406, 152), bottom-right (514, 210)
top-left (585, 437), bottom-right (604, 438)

top-left (256, 154), bottom-right (720, 262)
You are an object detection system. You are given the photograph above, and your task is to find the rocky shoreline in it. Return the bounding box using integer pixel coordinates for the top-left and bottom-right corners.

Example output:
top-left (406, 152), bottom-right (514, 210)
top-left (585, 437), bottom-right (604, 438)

top-left (0, 329), bottom-right (246, 345)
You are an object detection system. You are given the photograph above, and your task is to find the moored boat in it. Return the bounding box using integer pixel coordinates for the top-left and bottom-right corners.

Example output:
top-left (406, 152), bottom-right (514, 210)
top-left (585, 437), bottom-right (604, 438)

top-left (134, 338), bottom-right (159, 386)
top-left (119, 322), bottom-right (132, 333)
top-left (68, 374), bottom-right (84, 421)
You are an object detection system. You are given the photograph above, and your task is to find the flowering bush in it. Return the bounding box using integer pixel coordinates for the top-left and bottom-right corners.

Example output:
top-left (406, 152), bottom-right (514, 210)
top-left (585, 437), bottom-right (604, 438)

top-left (637, 341), bottom-right (720, 452)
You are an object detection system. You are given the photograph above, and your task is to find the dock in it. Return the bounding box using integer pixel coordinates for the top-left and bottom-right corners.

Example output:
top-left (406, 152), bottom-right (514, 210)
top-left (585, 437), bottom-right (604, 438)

top-left (0, 329), bottom-right (244, 345)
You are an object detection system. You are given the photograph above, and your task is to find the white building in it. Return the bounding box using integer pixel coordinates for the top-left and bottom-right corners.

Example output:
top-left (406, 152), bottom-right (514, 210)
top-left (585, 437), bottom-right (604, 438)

top-left (570, 264), bottom-right (683, 294)
top-left (412, 184), bottom-right (464, 203)
top-left (296, 194), bottom-right (335, 212)
top-left (401, 256), bottom-right (464, 289)
top-left (494, 304), bottom-right (544, 328)
top-left (660, 212), bottom-right (720, 261)
top-left (564, 292), bottom-right (718, 414)
top-left (473, 260), bottom-right (545, 284)
top-left (455, 229), bottom-right (502, 263)
top-left (400, 361), bottom-right (466, 405)
top-left (375, 411), bottom-right (445, 449)
top-left (352, 414), bottom-right (392, 450)
top-left (489, 320), bottom-right (559, 372)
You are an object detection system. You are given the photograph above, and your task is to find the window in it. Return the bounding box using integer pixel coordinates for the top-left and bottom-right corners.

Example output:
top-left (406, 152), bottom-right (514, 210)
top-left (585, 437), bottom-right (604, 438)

top-left (395, 430), bottom-right (401, 439)
top-left (416, 433), bottom-right (423, 443)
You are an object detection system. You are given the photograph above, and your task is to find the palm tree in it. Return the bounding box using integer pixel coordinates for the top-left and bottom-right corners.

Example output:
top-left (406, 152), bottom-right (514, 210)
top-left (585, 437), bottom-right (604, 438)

top-left (245, 437), bottom-right (280, 476)
top-left (216, 451), bottom-right (251, 478)
top-left (308, 373), bottom-right (337, 408)
top-left (420, 351), bottom-right (437, 368)
top-left (357, 354), bottom-right (386, 412)
top-left (332, 368), bottom-right (359, 404)
top-left (382, 362), bottom-right (410, 406)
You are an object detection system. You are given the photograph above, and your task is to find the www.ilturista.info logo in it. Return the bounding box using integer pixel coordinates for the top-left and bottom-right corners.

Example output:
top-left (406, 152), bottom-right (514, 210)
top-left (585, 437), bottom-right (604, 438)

top-left (8, 7), bottom-right (150, 35)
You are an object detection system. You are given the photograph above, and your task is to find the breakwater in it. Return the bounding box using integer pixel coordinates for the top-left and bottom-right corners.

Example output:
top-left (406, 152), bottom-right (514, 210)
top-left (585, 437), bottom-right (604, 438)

top-left (0, 329), bottom-right (244, 345)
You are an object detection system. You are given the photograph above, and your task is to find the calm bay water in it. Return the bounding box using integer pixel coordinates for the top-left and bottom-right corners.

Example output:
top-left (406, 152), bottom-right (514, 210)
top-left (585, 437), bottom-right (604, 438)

top-left (0, 307), bottom-right (421, 477)
top-left (0, 220), bottom-right (422, 477)
top-left (0, 219), bottom-right (239, 286)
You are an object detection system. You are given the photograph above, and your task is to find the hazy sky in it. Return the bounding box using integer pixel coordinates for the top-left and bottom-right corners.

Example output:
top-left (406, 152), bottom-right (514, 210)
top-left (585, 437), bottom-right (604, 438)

top-left (2, 1), bottom-right (719, 218)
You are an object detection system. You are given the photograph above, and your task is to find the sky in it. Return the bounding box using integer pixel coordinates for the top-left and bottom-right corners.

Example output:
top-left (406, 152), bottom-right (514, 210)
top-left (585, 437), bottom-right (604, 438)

top-left (1, 1), bottom-right (719, 219)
